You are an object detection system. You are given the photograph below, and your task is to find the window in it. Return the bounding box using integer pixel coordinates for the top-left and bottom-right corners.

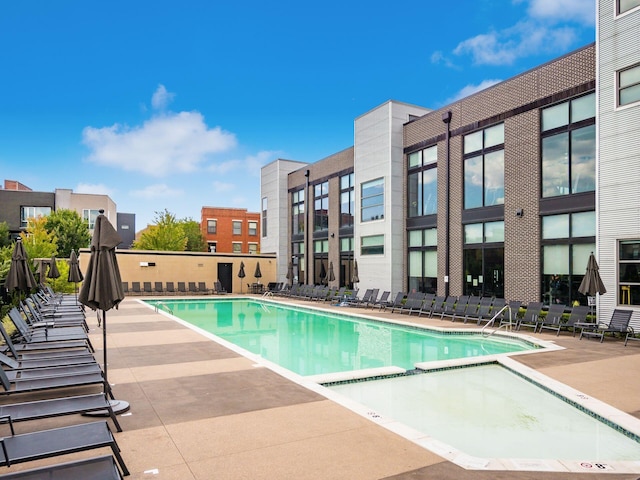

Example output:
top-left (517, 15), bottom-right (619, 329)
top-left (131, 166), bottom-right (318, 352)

top-left (248, 243), bottom-right (258, 254)
top-left (232, 242), bottom-right (242, 253)
top-left (209, 243), bottom-right (217, 252)
top-left (408, 228), bottom-right (437, 293)
top-left (541, 211), bottom-right (595, 306)
top-left (408, 145), bottom-right (437, 217)
top-left (463, 124), bottom-right (504, 209)
top-left (619, 240), bottom-right (640, 305)
top-left (361, 178), bottom-right (384, 222)
top-left (248, 221), bottom-right (257, 236)
top-left (618, 64), bottom-right (640, 107)
top-left (20, 206), bottom-right (52, 228)
top-left (361, 235), bottom-right (384, 255)
top-left (292, 241), bottom-right (304, 283)
top-left (541, 93), bottom-right (596, 197)
top-left (463, 221), bottom-right (504, 297)
top-left (232, 221), bottom-right (242, 235)
top-left (81, 209), bottom-right (100, 230)
top-left (340, 173), bottom-right (354, 227)
top-left (291, 189), bottom-right (305, 235)
top-left (618, 0), bottom-right (640, 14)
top-left (314, 181), bottom-right (329, 231)
top-left (207, 219), bottom-right (217, 234)
top-left (261, 197), bottom-right (267, 237)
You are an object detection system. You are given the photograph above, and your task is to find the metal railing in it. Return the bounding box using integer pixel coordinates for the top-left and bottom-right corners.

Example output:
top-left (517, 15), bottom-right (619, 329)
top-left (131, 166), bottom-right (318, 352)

top-left (154, 302), bottom-right (173, 315)
top-left (480, 304), bottom-right (514, 337)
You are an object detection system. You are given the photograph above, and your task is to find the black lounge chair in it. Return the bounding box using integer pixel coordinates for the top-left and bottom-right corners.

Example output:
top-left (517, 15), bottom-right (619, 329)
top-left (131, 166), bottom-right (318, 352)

top-left (402, 292), bottom-right (426, 315)
top-left (348, 289), bottom-right (373, 307)
top-left (579, 308), bottom-right (634, 343)
top-left (122, 282), bottom-right (129, 294)
top-left (165, 282), bottom-right (176, 295)
top-left (464, 297), bottom-right (494, 325)
top-left (0, 420), bottom-right (129, 476)
top-left (388, 292), bottom-right (407, 313)
top-left (420, 295), bottom-right (445, 317)
top-left (131, 282), bottom-right (141, 295)
top-left (143, 282), bottom-right (154, 295)
top-left (0, 322), bottom-right (91, 361)
top-left (177, 282), bottom-right (187, 294)
top-left (213, 281), bottom-right (227, 294)
top-left (539, 305), bottom-right (587, 336)
top-left (198, 282), bottom-right (210, 294)
top-left (445, 295), bottom-right (469, 322)
top-left (516, 302), bottom-right (544, 332)
top-left (0, 392), bottom-right (122, 432)
top-left (0, 455), bottom-right (123, 480)
top-left (499, 300), bottom-right (523, 328)
top-left (369, 291), bottom-right (390, 309)
top-left (21, 300), bottom-right (87, 332)
top-left (7, 309), bottom-right (94, 352)
top-left (154, 282), bottom-right (164, 295)
top-left (437, 295), bottom-right (458, 319)
top-left (0, 351), bottom-right (95, 371)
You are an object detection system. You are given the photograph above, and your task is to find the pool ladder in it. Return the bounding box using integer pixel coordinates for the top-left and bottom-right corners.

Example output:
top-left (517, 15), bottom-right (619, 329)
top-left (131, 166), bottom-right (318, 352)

top-left (480, 304), bottom-right (514, 337)
top-left (154, 302), bottom-right (173, 315)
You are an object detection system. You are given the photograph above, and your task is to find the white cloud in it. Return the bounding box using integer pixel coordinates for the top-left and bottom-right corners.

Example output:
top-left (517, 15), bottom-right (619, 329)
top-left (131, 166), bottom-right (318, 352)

top-left (211, 180), bottom-right (235, 193)
top-left (82, 111), bottom-right (237, 177)
top-left (151, 84), bottom-right (175, 110)
top-left (454, 20), bottom-right (577, 66)
top-left (130, 183), bottom-right (182, 199)
top-left (447, 79), bottom-right (503, 103)
top-left (207, 150), bottom-right (278, 176)
top-left (525, 0), bottom-right (595, 25)
top-left (75, 182), bottom-right (114, 196)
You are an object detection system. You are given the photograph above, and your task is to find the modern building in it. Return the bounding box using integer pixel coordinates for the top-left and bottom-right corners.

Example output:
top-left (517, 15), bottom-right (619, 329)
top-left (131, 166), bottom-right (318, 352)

top-left (200, 207), bottom-right (261, 254)
top-left (261, 44), bottom-right (597, 306)
top-left (597, 0), bottom-right (640, 320)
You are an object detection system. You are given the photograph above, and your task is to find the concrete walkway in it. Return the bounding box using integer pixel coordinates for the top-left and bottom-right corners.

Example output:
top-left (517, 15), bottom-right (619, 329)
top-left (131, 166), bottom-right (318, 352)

top-left (2, 296), bottom-right (640, 479)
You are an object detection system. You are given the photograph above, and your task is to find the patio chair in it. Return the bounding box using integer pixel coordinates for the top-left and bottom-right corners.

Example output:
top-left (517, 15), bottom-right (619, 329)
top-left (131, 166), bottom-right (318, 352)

top-left (0, 455), bottom-right (124, 480)
top-left (143, 282), bottom-right (153, 295)
top-left (0, 420), bottom-right (129, 476)
top-left (188, 282), bottom-right (199, 294)
top-left (388, 292), bottom-right (407, 313)
top-left (131, 282), bottom-right (141, 295)
top-left (420, 295), bottom-right (445, 317)
top-left (533, 304), bottom-right (567, 334)
top-left (0, 321), bottom-right (92, 360)
top-left (432, 296), bottom-right (455, 318)
top-left (0, 351), bottom-right (95, 371)
top-left (516, 302), bottom-right (544, 332)
top-left (438, 295), bottom-right (459, 320)
top-left (213, 281), bottom-right (227, 294)
top-left (7, 309), bottom-right (94, 351)
top-left (444, 295), bottom-right (469, 322)
top-left (165, 282), bottom-right (176, 295)
top-left (364, 289), bottom-right (381, 308)
top-left (368, 290), bottom-right (389, 309)
top-left (197, 282), bottom-right (210, 294)
top-left (21, 300), bottom-right (87, 332)
top-left (539, 305), bottom-right (587, 336)
top-left (177, 282), bottom-right (187, 294)
top-left (498, 300), bottom-right (523, 328)
top-left (402, 292), bottom-right (426, 315)
top-left (348, 288), bottom-right (373, 307)
top-left (464, 297), bottom-right (494, 325)
top-left (579, 309), bottom-right (633, 343)
top-left (154, 282), bottom-right (164, 295)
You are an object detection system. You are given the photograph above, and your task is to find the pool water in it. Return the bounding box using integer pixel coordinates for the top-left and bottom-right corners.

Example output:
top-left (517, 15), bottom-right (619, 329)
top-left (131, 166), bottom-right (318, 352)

top-left (328, 363), bottom-right (640, 462)
top-left (148, 298), bottom-right (536, 376)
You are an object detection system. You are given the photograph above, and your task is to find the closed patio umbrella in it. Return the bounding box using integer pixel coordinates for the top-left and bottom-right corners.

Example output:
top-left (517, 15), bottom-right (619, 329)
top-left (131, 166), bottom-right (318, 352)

top-left (578, 252), bottom-right (607, 297)
top-left (352, 260), bottom-right (359, 286)
top-left (68, 249), bottom-right (84, 304)
top-left (238, 261), bottom-right (246, 293)
top-left (254, 262), bottom-right (262, 283)
top-left (286, 261), bottom-right (294, 285)
top-left (319, 262), bottom-right (327, 285)
top-left (328, 261), bottom-right (335, 283)
top-left (5, 238), bottom-right (37, 296)
top-left (47, 256), bottom-right (61, 279)
top-left (78, 211), bottom-right (129, 414)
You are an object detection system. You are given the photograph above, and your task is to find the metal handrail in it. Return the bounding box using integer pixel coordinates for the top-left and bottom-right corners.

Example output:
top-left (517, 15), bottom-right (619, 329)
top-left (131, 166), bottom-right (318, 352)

top-left (480, 304), bottom-right (513, 337)
top-left (154, 302), bottom-right (173, 315)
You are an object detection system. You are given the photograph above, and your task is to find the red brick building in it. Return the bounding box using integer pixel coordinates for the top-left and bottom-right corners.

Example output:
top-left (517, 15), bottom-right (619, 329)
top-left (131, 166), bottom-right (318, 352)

top-left (200, 207), bottom-right (260, 254)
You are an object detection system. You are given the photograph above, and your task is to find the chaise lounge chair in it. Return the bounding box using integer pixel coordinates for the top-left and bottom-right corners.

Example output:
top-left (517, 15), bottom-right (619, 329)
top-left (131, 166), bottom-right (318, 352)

top-left (0, 455), bottom-right (124, 480)
top-left (579, 308), bottom-right (633, 343)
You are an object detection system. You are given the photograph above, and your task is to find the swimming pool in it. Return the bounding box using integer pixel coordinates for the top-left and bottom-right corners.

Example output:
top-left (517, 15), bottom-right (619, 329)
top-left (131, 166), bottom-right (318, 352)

top-left (147, 298), bottom-right (538, 377)
top-left (145, 297), bottom-right (640, 473)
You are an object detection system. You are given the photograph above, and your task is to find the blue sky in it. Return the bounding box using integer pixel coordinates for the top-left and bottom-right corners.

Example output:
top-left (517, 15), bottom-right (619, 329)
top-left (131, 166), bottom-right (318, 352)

top-left (0, 0), bottom-right (595, 230)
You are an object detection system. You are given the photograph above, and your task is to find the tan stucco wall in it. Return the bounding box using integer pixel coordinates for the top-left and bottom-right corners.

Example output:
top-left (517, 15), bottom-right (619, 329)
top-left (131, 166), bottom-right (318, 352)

top-left (78, 249), bottom-right (276, 294)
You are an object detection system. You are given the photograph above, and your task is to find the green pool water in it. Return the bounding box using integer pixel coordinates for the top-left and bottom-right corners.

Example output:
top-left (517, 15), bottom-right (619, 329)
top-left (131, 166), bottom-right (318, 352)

top-left (147, 298), bottom-right (536, 376)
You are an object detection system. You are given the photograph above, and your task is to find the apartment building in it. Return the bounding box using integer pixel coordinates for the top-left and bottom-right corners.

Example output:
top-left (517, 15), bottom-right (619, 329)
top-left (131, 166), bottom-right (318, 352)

top-left (201, 206), bottom-right (260, 254)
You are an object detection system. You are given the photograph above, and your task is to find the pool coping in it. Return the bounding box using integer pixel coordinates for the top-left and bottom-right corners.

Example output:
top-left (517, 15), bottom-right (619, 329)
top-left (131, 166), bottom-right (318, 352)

top-left (140, 297), bottom-right (640, 474)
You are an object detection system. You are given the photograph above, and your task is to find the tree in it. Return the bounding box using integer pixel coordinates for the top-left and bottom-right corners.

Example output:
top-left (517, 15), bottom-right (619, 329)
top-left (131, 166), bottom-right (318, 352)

top-left (0, 221), bottom-right (10, 248)
top-left (21, 217), bottom-right (58, 261)
top-left (181, 218), bottom-right (207, 252)
top-left (133, 209), bottom-right (187, 251)
top-left (44, 209), bottom-right (91, 257)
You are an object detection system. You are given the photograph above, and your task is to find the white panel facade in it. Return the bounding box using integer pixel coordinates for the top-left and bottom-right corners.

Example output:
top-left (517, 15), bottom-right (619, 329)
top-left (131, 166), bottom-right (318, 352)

top-left (597, 0), bottom-right (640, 324)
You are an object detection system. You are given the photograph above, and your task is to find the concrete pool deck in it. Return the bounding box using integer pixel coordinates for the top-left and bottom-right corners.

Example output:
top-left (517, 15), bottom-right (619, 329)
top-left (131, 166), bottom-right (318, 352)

top-left (2, 295), bottom-right (640, 479)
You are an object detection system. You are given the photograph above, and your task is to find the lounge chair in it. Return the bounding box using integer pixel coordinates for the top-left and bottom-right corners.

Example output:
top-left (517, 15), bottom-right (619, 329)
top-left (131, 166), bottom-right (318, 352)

top-left (516, 302), bottom-right (544, 332)
top-left (198, 282), bottom-right (210, 294)
top-left (0, 455), bottom-right (124, 480)
top-left (402, 292), bottom-right (426, 315)
top-left (579, 309), bottom-right (633, 343)
top-left (438, 295), bottom-right (458, 320)
top-left (154, 282), bottom-right (164, 295)
top-left (213, 281), bottom-right (227, 294)
top-left (432, 296), bottom-right (455, 318)
top-left (188, 282), bottom-right (199, 294)
top-left (165, 282), bottom-right (176, 295)
top-left (131, 282), bottom-right (141, 295)
top-left (444, 295), bottom-right (469, 322)
top-left (0, 364), bottom-right (111, 398)
top-left (368, 290), bottom-right (389, 309)
top-left (7, 309), bottom-right (94, 351)
top-left (177, 282), bottom-right (187, 294)
top-left (0, 351), bottom-right (95, 371)
top-left (464, 297), bottom-right (494, 325)
top-left (388, 292), bottom-right (407, 313)
top-left (122, 282), bottom-right (129, 294)
top-left (499, 300), bottom-right (523, 328)
top-left (539, 305), bottom-right (587, 336)
top-left (533, 304), bottom-right (567, 334)
top-left (420, 295), bottom-right (445, 317)
top-left (0, 322), bottom-right (91, 360)
top-left (0, 420), bottom-right (129, 476)
top-left (348, 289), bottom-right (373, 307)
top-left (143, 282), bottom-right (153, 295)
top-left (364, 289), bottom-right (382, 308)
top-left (21, 301), bottom-right (87, 332)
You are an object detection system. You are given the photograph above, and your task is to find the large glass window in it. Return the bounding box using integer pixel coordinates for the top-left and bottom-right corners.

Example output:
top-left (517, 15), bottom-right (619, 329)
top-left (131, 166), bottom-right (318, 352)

top-left (408, 228), bottom-right (437, 294)
top-left (463, 221), bottom-right (504, 297)
top-left (261, 197), bottom-right (267, 237)
top-left (207, 219), bottom-right (217, 234)
top-left (361, 178), bottom-right (384, 222)
top-left (21, 206), bottom-right (52, 228)
top-left (292, 241), bottom-right (304, 284)
top-left (541, 211), bottom-right (595, 306)
top-left (618, 0), bottom-right (640, 14)
top-left (232, 221), bottom-right (242, 235)
top-left (541, 93), bottom-right (595, 197)
top-left (619, 64), bottom-right (640, 107)
top-left (314, 181), bottom-right (329, 231)
top-left (361, 235), bottom-right (384, 255)
top-left (464, 124), bottom-right (504, 209)
top-left (340, 236), bottom-right (354, 288)
top-left (408, 145), bottom-right (437, 217)
top-left (82, 209), bottom-right (99, 230)
top-left (291, 189), bottom-right (305, 236)
top-left (619, 240), bottom-right (640, 306)
top-left (340, 173), bottom-right (354, 227)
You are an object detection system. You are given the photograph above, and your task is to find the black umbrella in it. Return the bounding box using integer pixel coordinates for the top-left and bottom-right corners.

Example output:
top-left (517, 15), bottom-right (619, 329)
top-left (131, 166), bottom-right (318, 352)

top-left (319, 262), bottom-right (327, 285)
top-left (68, 250), bottom-right (84, 305)
top-left (328, 261), bottom-right (335, 283)
top-left (78, 212), bottom-right (129, 414)
top-left (238, 261), bottom-right (246, 293)
top-left (578, 252), bottom-right (607, 296)
top-left (47, 256), bottom-right (61, 279)
top-left (5, 238), bottom-right (37, 296)
top-left (286, 261), bottom-right (294, 285)
top-left (254, 262), bottom-right (262, 283)
top-left (352, 260), bottom-right (359, 285)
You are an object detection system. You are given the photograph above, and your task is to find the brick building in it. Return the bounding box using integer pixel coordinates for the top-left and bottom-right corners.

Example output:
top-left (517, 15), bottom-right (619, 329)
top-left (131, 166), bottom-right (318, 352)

top-left (200, 207), bottom-right (260, 254)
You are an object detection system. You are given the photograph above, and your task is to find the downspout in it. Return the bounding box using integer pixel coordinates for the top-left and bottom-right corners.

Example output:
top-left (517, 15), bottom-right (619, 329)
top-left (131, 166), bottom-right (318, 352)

top-left (442, 111), bottom-right (452, 298)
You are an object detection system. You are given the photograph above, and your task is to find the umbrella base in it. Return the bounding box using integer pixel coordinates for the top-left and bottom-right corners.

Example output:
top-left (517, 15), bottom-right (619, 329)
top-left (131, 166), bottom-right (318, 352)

top-left (83, 399), bottom-right (130, 417)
